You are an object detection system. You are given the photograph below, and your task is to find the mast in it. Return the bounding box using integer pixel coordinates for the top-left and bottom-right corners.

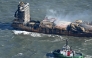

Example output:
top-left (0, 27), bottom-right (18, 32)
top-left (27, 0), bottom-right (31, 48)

top-left (65, 39), bottom-right (70, 50)
top-left (66, 39), bottom-right (68, 46)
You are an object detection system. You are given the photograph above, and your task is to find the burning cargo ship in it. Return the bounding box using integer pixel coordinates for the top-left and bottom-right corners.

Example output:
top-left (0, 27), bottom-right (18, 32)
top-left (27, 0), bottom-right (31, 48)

top-left (12, 2), bottom-right (92, 37)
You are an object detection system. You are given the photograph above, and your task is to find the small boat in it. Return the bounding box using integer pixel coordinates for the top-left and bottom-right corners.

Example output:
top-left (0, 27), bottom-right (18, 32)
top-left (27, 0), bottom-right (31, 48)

top-left (52, 40), bottom-right (84, 58)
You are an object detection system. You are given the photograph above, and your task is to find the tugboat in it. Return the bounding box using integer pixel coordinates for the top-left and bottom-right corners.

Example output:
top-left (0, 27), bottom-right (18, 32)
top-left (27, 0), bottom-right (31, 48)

top-left (52, 40), bottom-right (84, 58)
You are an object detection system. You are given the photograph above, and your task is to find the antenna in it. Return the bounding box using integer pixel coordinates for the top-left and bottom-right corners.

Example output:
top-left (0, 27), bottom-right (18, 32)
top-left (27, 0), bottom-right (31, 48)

top-left (66, 39), bottom-right (68, 46)
top-left (70, 46), bottom-right (72, 51)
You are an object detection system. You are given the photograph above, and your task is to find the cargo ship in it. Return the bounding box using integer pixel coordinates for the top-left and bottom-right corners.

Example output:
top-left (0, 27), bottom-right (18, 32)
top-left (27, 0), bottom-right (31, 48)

top-left (52, 40), bottom-right (84, 58)
top-left (12, 2), bottom-right (92, 37)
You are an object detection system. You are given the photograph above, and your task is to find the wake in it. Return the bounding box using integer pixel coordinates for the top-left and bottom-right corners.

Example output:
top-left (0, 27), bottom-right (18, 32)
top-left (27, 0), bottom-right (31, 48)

top-left (12, 30), bottom-right (63, 38)
top-left (12, 30), bottom-right (42, 37)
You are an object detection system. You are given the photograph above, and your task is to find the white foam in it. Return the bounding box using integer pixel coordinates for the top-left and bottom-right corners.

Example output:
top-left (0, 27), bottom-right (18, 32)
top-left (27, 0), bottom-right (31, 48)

top-left (85, 39), bottom-right (92, 42)
top-left (12, 30), bottom-right (42, 37)
top-left (12, 30), bottom-right (63, 38)
top-left (30, 32), bottom-right (42, 37)
top-left (17, 53), bottom-right (23, 56)
top-left (14, 53), bottom-right (23, 57)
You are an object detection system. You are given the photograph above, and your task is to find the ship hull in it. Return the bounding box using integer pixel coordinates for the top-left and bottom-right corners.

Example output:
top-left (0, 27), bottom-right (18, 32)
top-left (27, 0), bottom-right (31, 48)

top-left (11, 20), bottom-right (92, 37)
top-left (53, 51), bottom-right (84, 58)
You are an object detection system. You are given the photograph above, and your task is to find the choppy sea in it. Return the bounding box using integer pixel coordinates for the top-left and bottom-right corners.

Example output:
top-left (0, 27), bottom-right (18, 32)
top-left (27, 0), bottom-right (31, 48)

top-left (0, 0), bottom-right (92, 58)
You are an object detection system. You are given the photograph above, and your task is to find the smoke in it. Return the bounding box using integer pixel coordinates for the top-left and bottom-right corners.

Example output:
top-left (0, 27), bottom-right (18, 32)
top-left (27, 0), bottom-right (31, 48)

top-left (45, 9), bottom-right (92, 22)
top-left (44, 9), bottom-right (92, 29)
top-left (45, 9), bottom-right (71, 27)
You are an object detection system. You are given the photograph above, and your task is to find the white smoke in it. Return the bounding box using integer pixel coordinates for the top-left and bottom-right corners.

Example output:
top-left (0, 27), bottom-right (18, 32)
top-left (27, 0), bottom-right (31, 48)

top-left (45, 9), bottom-right (71, 29)
top-left (46, 9), bottom-right (92, 22)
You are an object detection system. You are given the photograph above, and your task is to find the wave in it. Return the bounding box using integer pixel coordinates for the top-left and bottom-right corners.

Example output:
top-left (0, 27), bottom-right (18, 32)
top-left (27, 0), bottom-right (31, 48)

top-left (12, 30), bottom-right (42, 37)
top-left (84, 39), bottom-right (92, 42)
top-left (12, 30), bottom-right (63, 38)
